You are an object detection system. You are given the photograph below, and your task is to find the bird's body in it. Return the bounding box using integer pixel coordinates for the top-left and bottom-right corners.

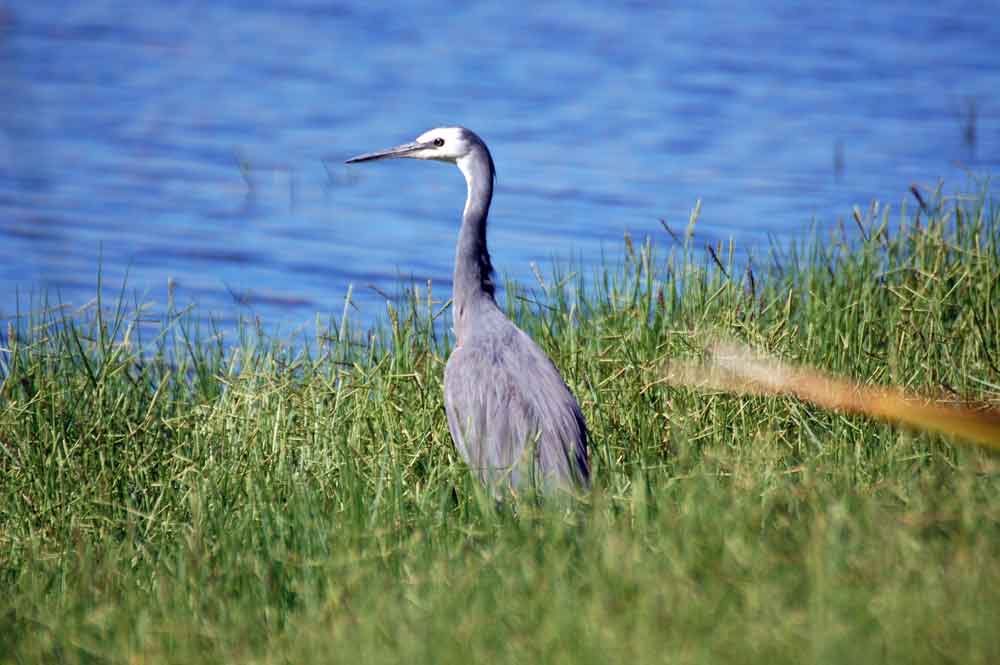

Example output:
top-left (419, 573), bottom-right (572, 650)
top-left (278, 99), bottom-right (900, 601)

top-left (346, 127), bottom-right (589, 495)
top-left (445, 300), bottom-right (589, 493)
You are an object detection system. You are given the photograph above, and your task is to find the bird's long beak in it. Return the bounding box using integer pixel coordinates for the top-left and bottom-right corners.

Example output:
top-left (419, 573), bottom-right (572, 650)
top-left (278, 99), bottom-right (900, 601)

top-left (345, 141), bottom-right (430, 164)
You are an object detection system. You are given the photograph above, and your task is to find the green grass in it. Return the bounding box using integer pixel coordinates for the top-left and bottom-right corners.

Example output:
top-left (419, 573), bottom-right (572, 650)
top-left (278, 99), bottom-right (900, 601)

top-left (1, 188), bottom-right (999, 664)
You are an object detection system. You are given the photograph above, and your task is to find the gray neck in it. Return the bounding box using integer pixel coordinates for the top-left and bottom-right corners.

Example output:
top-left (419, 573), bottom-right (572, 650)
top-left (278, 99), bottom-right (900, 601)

top-left (453, 149), bottom-right (496, 341)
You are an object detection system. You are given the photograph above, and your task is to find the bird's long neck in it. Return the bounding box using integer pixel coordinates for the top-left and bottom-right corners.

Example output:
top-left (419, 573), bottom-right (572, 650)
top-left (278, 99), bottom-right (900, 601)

top-left (453, 150), bottom-right (496, 341)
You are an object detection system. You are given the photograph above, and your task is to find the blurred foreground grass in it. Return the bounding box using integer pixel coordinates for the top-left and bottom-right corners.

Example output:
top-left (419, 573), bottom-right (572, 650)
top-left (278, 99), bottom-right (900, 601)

top-left (1, 189), bottom-right (999, 664)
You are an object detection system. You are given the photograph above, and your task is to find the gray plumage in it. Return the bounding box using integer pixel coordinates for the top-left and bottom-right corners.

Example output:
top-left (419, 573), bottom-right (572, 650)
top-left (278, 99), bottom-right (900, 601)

top-left (346, 126), bottom-right (590, 496)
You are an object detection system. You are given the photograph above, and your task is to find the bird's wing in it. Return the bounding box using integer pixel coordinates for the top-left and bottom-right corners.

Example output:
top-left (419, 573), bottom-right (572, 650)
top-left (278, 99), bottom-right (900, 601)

top-left (444, 327), bottom-right (589, 494)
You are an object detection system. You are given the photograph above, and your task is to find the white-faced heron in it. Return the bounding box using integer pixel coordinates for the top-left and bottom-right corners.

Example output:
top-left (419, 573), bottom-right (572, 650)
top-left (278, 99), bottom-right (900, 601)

top-left (346, 127), bottom-right (590, 496)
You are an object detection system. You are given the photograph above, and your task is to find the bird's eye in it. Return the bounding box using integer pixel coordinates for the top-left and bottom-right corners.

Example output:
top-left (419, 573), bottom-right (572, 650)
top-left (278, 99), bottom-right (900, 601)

top-left (433, 137), bottom-right (445, 147)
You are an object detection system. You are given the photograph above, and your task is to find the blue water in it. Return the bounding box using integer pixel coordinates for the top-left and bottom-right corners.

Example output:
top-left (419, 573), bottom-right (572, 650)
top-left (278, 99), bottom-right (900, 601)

top-left (1, 1), bottom-right (997, 336)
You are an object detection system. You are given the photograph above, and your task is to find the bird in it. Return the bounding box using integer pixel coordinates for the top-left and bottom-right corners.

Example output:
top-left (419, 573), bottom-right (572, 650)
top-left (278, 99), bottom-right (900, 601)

top-left (346, 127), bottom-right (590, 496)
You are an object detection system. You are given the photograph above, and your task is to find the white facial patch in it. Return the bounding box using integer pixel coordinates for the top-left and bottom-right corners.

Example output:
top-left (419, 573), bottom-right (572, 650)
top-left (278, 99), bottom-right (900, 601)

top-left (413, 127), bottom-right (470, 162)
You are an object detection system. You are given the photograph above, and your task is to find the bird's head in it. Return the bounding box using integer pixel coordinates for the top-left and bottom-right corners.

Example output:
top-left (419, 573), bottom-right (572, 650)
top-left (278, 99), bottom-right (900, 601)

top-left (345, 127), bottom-right (495, 181)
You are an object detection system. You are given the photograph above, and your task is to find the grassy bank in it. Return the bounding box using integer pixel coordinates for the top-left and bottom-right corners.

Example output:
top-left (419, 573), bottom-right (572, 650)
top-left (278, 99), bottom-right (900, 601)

top-left (1, 189), bottom-right (999, 664)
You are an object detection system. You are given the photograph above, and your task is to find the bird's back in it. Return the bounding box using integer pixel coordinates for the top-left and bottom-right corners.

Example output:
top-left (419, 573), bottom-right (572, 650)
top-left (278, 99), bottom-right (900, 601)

top-left (443, 304), bottom-right (589, 495)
